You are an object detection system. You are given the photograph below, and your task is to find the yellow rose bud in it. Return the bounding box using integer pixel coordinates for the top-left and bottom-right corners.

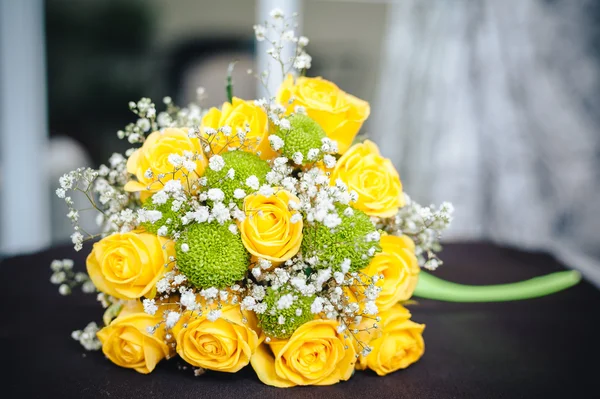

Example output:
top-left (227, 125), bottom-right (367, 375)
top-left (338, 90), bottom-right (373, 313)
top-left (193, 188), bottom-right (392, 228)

top-left (124, 127), bottom-right (207, 197)
top-left (239, 190), bottom-right (302, 263)
top-left (172, 303), bottom-right (259, 373)
top-left (251, 320), bottom-right (357, 387)
top-left (200, 97), bottom-right (276, 160)
top-left (366, 304), bottom-right (425, 376)
top-left (276, 75), bottom-right (370, 154)
top-left (331, 140), bottom-right (404, 217)
top-left (86, 231), bottom-right (174, 300)
top-left (96, 301), bottom-right (170, 374)
top-left (363, 235), bottom-right (419, 310)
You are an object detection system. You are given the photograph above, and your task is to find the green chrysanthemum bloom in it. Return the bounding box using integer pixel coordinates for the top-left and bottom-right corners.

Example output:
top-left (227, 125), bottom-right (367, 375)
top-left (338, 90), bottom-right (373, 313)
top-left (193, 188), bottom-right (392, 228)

top-left (275, 114), bottom-right (326, 163)
top-left (176, 222), bottom-right (250, 289)
top-left (140, 198), bottom-right (185, 235)
top-left (205, 151), bottom-right (270, 204)
top-left (258, 287), bottom-right (314, 339)
top-left (301, 206), bottom-right (380, 273)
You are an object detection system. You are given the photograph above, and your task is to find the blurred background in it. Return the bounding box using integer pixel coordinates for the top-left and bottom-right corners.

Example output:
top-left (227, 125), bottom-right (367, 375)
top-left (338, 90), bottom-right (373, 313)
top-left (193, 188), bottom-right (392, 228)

top-left (1, 0), bottom-right (599, 285)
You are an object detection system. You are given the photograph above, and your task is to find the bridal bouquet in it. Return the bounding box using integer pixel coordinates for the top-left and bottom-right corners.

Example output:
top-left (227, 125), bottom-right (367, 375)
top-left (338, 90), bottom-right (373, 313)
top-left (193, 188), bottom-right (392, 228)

top-left (51, 8), bottom-right (583, 387)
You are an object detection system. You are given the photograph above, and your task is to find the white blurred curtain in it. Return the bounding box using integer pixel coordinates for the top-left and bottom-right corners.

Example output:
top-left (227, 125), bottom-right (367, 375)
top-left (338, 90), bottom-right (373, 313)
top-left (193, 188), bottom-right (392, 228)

top-left (372, 0), bottom-right (600, 284)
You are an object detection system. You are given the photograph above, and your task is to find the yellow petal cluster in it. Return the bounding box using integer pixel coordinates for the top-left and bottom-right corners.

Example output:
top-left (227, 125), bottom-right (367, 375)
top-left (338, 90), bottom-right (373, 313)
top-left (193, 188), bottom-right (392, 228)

top-left (331, 140), bottom-right (404, 217)
top-left (86, 231), bottom-right (174, 300)
top-left (276, 75), bottom-right (370, 154)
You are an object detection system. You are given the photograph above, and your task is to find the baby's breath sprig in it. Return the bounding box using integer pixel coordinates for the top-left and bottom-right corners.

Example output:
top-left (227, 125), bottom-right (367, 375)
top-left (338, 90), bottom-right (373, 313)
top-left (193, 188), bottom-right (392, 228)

top-left (71, 322), bottom-right (102, 351)
top-left (50, 258), bottom-right (95, 295)
top-left (252, 8), bottom-right (311, 99)
top-left (379, 195), bottom-right (454, 269)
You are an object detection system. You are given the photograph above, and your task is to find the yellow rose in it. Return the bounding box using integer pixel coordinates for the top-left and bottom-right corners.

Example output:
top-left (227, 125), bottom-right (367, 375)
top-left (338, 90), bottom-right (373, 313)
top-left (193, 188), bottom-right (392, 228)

top-left (366, 304), bottom-right (425, 376)
top-left (86, 231), bottom-right (174, 300)
top-left (239, 190), bottom-right (302, 263)
top-left (331, 140), bottom-right (404, 217)
top-left (276, 75), bottom-right (370, 154)
top-left (97, 300), bottom-right (170, 374)
top-left (200, 97), bottom-right (276, 160)
top-left (124, 127), bottom-right (207, 197)
top-left (251, 320), bottom-right (356, 387)
top-left (172, 303), bottom-right (259, 373)
top-left (363, 235), bottom-right (419, 310)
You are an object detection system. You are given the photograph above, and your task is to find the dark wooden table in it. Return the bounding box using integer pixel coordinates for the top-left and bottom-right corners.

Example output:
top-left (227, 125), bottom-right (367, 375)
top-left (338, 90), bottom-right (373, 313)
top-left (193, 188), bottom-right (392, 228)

top-left (2, 242), bottom-right (598, 398)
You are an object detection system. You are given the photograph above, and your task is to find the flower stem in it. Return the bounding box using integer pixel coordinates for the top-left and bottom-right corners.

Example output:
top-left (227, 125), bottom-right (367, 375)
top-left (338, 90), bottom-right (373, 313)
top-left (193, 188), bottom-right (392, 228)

top-left (413, 270), bottom-right (581, 302)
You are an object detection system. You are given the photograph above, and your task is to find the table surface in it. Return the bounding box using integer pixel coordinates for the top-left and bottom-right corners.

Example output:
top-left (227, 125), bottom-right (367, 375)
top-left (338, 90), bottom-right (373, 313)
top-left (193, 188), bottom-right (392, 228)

top-left (2, 242), bottom-right (598, 399)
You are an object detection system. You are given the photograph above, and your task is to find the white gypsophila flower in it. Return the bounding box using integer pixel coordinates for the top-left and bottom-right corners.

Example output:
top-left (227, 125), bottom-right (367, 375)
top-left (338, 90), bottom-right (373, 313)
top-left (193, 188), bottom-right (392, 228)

top-left (207, 188), bottom-right (225, 202)
top-left (138, 209), bottom-right (162, 224)
top-left (259, 185), bottom-right (274, 197)
top-left (279, 118), bottom-right (291, 130)
top-left (152, 190), bottom-right (168, 205)
top-left (201, 287), bottom-right (219, 299)
top-left (183, 160), bottom-right (196, 173)
top-left (228, 224), bottom-right (238, 235)
top-left (278, 315), bottom-right (286, 325)
top-left (82, 281), bottom-right (96, 293)
top-left (173, 274), bottom-right (186, 285)
top-left (156, 278), bottom-right (170, 293)
top-left (143, 298), bottom-right (158, 315)
top-left (157, 226), bottom-right (168, 236)
top-left (207, 309), bottom-right (221, 322)
top-left (364, 301), bottom-right (378, 315)
top-left (220, 125), bottom-right (232, 136)
top-left (241, 296), bottom-right (257, 311)
top-left (72, 322), bottom-right (102, 351)
top-left (298, 36), bottom-right (309, 47)
top-left (252, 285), bottom-right (266, 301)
top-left (168, 154), bottom-right (183, 168)
top-left (340, 258), bottom-right (351, 274)
top-left (306, 148), bottom-right (319, 161)
top-left (270, 8), bottom-right (284, 19)
top-left (323, 154), bottom-right (336, 169)
top-left (203, 127), bottom-right (217, 136)
top-left (333, 272), bottom-right (345, 285)
top-left (209, 155), bottom-right (225, 172)
top-left (59, 284), bottom-right (71, 295)
top-left (71, 232), bottom-right (84, 251)
top-left (276, 293), bottom-right (294, 310)
top-left (257, 258), bottom-right (272, 270)
top-left (163, 180), bottom-right (182, 193)
top-left (323, 213), bottom-right (342, 229)
top-left (268, 135), bottom-right (284, 151)
top-left (180, 290), bottom-right (197, 310)
top-left (252, 267), bottom-right (262, 279)
top-left (233, 189), bottom-right (247, 199)
top-left (246, 175), bottom-right (260, 190)
top-left (226, 168), bottom-right (235, 180)
top-left (293, 52), bottom-right (312, 70)
top-left (165, 311), bottom-right (181, 328)
top-left (282, 30), bottom-right (295, 42)
top-left (292, 152), bottom-right (304, 165)
top-left (290, 213), bottom-right (302, 224)
top-left (180, 243), bottom-right (190, 253)
top-left (211, 202), bottom-right (231, 224)
top-left (253, 24), bottom-right (266, 41)
top-left (157, 112), bottom-right (171, 127)
top-left (311, 297), bottom-right (324, 314)
top-left (50, 271), bottom-right (66, 284)
top-left (254, 303), bottom-right (267, 314)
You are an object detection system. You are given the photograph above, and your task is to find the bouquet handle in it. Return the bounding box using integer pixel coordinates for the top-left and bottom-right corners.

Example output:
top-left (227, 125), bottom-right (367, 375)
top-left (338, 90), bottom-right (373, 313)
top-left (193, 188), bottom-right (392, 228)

top-left (413, 270), bottom-right (581, 302)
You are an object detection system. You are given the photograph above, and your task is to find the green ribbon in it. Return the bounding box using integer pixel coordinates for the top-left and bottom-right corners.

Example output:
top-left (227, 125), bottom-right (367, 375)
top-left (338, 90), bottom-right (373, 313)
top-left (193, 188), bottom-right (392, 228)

top-left (413, 270), bottom-right (581, 302)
